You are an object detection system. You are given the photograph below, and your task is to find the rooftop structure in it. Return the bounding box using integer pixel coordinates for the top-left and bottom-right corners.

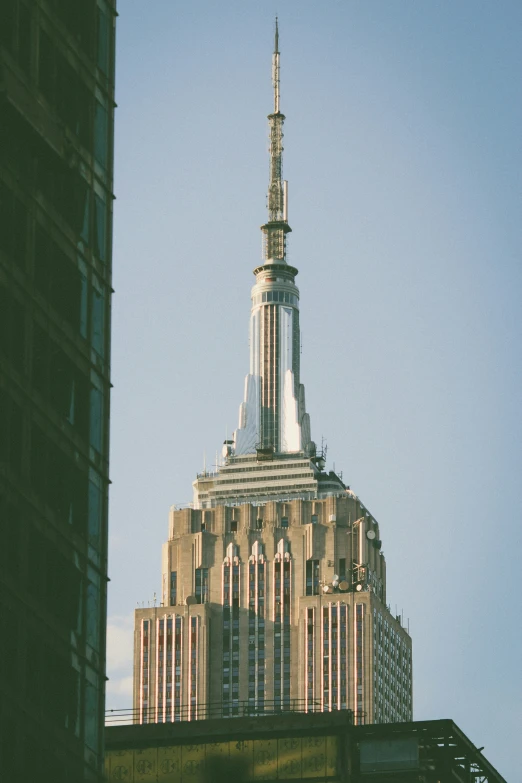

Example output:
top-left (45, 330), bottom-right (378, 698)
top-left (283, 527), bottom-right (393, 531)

top-left (104, 713), bottom-right (507, 783)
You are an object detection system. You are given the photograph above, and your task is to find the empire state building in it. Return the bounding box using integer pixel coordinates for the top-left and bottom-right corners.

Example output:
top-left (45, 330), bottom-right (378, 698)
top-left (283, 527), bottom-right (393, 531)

top-left (133, 21), bottom-right (412, 727)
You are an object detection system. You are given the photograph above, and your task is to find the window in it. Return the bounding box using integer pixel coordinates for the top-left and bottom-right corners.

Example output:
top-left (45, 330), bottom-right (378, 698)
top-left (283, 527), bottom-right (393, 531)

top-left (195, 567), bottom-right (209, 604)
top-left (91, 279), bottom-right (105, 356)
top-left (0, 283), bottom-right (25, 375)
top-left (84, 676), bottom-right (99, 751)
top-left (311, 514), bottom-right (318, 524)
top-left (94, 193), bottom-right (107, 262)
top-left (0, 176), bottom-right (27, 266)
top-left (89, 386), bottom-right (103, 453)
top-left (79, 186), bottom-right (90, 243)
top-left (30, 422), bottom-right (88, 534)
top-left (88, 476), bottom-right (102, 549)
top-left (96, 6), bottom-right (110, 75)
top-left (34, 225), bottom-right (83, 331)
top-left (281, 516), bottom-right (288, 528)
top-left (306, 559), bottom-right (320, 595)
top-left (86, 568), bottom-right (100, 651)
top-left (256, 518), bottom-right (263, 529)
top-left (94, 101), bottom-right (108, 168)
top-left (170, 572), bottom-right (177, 605)
top-left (79, 264), bottom-right (88, 339)
top-left (230, 520), bottom-right (238, 532)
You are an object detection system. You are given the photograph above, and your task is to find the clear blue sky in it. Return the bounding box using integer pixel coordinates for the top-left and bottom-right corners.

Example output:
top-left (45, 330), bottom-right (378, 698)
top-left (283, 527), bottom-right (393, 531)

top-left (108, 3), bottom-right (522, 779)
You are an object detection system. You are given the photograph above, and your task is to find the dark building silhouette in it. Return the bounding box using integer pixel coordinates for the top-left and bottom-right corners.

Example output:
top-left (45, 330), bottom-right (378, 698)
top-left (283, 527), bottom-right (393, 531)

top-left (0, 1), bottom-right (116, 780)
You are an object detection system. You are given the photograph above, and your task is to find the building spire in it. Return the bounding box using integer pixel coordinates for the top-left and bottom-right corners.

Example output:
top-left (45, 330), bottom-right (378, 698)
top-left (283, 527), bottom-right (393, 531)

top-left (273, 17), bottom-right (280, 113)
top-left (262, 17), bottom-right (291, 262)
top-left (231, 19), bottom-right (312, 458)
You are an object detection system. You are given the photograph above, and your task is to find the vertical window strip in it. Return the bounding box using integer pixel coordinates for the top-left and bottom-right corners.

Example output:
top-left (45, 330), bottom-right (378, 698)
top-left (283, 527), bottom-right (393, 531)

top-left (355, 603), bottom-right (364, 725)
top-left (166, 618), bottom-right (173, 721)
top-left (322, 605), bottom-right (329, 711)
top-left (257, 560), bottom-right (265, 709)
top-left (306, 559), bottom-right (320, 595)
top-left (222, 560), bottom-right (235, 716)
top-left (195, 567), bottom-right (209, 604)
top-left (156, 617), bottom-right (165, 723)
top-left (331, 604), bottom-right (338, 710)
top-left (140, 619), bottom-right (149, 724)
top-left (305, 606), bottom-right (314, 711)
top-left (231, 562), bottom-right (240, 715)
top-left (248, 556), bottom-right (266, 711)
top-left (340, 604), bottom-right (348, 709)
top-left (283, 558), bottom-right (291, 704)
top-left (189, 615), bottom-right (199, 720)
top-left (248, 561), bottom-right (256, 705)
top-left (170, 571), bottom-right (177, 605)
top-left (174, 617), bottom-right (182, 721)
top-left (273, 558), bottom-right (282, 706)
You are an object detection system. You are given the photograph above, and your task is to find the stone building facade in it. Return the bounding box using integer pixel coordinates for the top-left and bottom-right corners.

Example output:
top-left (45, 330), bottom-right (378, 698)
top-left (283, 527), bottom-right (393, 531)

top-left (134, 492), bottom-right (411, 725)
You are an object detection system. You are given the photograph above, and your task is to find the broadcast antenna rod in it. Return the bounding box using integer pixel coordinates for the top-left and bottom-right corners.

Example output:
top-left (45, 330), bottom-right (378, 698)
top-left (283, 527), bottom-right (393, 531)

top-left (262, 17), bottom-right (291, 261)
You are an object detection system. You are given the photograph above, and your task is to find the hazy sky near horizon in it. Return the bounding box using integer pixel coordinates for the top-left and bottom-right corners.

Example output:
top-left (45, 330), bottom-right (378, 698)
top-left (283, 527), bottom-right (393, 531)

top-left (108, 3), bottom-right (521, 779)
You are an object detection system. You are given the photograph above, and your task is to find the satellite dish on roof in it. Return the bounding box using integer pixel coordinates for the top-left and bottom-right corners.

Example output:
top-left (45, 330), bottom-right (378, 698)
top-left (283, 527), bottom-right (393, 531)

top-left (339, 580), bottom-right (349, 591)
top-left (356, 584), bottom-right (363, 592)
top-left (185, 595), bottom-right (196, 606)
top-left (323, 584), bottom-right (332, 593)
top-left (366, 530), bottom-right (376, 540)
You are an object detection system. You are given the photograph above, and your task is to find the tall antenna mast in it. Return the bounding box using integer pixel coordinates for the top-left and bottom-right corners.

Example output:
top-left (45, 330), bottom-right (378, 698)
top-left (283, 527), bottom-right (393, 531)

top-left (273, 17), bottom-right (280, 113)
top-left (261, 17), bottom-right (291, 262)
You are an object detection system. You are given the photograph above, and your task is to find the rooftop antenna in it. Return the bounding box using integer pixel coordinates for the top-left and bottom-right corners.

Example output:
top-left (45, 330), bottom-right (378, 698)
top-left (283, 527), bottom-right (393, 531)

top-left (273, 16), bottom-right (280, 113)
top-left (261, 16), bottom-right (291, 261)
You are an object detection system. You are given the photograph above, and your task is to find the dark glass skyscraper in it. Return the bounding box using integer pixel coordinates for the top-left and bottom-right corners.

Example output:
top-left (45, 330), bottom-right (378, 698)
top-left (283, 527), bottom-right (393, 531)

top-left (0, 1), bottom-right (116, 780)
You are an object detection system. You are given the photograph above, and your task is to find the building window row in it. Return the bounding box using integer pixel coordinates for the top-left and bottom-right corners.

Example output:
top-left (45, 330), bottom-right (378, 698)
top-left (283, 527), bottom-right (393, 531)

top-left (252, 290), bottom-right (298, 307)
top-left (189, 616), bottom-right (199, 719)
top-left (355, 603), bottom-right (364, 724)
top-left (321, 603), bottom-right (348, 712)
top-left (305, 607), bottom-right (315, 710)
top-left (273, 554), bottom-right (291, 707)
top-left (222, 557), bottom-right (240, 716)
top-left (248, 554), bottom-right (266, 709)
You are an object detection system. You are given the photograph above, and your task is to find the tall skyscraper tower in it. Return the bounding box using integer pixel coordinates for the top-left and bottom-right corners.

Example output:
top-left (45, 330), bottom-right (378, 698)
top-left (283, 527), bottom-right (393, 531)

top-left (133, 21), bottom-right (412, 728)
top-left (0, 2), bottom-right (115, 781)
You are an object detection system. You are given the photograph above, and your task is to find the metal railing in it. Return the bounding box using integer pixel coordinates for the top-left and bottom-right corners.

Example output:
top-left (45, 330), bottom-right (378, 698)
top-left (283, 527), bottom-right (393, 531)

top-left (106, 700), bottom-right (358, 726)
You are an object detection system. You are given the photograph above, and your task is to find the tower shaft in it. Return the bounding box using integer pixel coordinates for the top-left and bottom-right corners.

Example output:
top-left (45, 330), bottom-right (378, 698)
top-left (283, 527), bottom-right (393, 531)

top-left (234, 20), bottom-right (310, 456)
